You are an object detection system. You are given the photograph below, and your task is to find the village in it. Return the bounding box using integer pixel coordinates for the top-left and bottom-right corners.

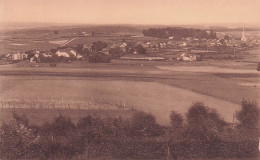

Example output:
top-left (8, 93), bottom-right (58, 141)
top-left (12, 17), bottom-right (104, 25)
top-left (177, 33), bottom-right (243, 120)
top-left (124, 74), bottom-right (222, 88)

top-left (0, 27), bottom-right (258, 65)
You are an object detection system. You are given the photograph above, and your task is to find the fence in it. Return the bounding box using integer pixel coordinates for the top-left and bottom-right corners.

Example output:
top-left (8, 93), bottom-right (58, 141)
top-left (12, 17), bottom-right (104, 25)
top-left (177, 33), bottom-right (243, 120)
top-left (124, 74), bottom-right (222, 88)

top-left (0, 98), bottom-right (135, 111)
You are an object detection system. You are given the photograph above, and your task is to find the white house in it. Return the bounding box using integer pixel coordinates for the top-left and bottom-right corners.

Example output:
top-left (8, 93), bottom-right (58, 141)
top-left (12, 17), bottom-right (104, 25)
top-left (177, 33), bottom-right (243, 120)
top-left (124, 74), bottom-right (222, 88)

top-left (76, 54), bottom-right (83, 59)
top-left (12, 52), bottom-right (21, 61)
top-left (181, 53), bottom-right (197, 61)
top-left (120, 43), bottom-right (128, 52)
top-left (55, 50), bottom-right (70, 57)
top-left (43, 53), bottom-right (52, 58)
top-left (70, 50), bottom-right (77, 57)
top-left (30, 53), bottom-right (40, 63)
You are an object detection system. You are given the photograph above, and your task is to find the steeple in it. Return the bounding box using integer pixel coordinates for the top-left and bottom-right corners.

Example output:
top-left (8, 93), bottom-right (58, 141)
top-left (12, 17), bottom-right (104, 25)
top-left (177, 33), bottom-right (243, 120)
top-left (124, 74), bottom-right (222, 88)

top-left (241, 27), bottom-right (247, 42)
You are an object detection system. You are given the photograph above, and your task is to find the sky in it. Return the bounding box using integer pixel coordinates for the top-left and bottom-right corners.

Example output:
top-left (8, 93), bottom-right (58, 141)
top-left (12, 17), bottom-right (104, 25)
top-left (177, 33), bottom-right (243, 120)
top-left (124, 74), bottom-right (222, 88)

top-left (0, 0), bottom-right (259, 25)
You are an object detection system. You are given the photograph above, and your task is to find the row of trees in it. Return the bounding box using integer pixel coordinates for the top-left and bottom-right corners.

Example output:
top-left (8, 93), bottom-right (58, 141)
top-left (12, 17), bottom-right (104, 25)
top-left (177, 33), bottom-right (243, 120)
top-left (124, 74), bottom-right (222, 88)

top-left (0, 100), bottom-right (259, 159)
top-left (143, 27), bottom-right (217, 39)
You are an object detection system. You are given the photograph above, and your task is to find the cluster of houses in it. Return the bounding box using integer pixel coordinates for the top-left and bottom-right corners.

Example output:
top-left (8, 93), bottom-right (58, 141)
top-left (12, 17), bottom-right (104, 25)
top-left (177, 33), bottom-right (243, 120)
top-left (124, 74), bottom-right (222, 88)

top-left (2, 40), bottom-right (145, 63)
top-left (1, 28), bottom-right (258, 64)
top-left (3, 48), bottom-right (84, 63)
top-left (138, 28), bottom-right (258, 50)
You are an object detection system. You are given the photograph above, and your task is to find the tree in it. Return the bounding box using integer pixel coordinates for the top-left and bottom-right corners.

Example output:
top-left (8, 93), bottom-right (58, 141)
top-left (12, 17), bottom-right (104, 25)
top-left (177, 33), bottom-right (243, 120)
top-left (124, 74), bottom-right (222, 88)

top-left (224, 35), bottom-right (230, 41)
top-left (75, 44), bottom-right (84, 54)
top-left (91, 41), bottom-right (108, 52)
top-left (135, 44), bottom-right (146, 54)
top-left (130, 111), bottom-right (164, 137)
top-left (54, 30), bottom-right (59, 34)
top-left (236, 100), bottom-right (259, 130)
top-left (184, 102), bottom-right (227, 141)
top-left (0, 113), bottom-right (39, 160)
top-left (109, 47), bottom-right (124, 57)
top-left (88, 52), bottom-right (111, 63)
top-left (170, 111), bottom-right (184, 129)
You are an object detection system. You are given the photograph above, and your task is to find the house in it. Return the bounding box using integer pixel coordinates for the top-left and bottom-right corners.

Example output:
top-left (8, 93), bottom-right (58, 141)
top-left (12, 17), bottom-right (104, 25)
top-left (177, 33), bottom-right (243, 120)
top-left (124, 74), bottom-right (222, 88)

top-left (179, 42), bottom-right (187, 47)
top-left (55, 50), bottom-right (70, 58)
top-left (5, 54), bottom-right (11, 60)
top-left (30, 53), bottom-right (40, 63)
top-left (55, 49), bottom-right (77, 58)
top-left (12, 52), bottom-right (22, 61)
top-left (43, 53), bottom-right (52, 58)
top-left (76, 54), bottom-right (83, 59)
top-left (159, 43), bottom-right (167, 48)
top-left (181, 53), bottom-right (197, 61)
top-left (169, 36), bottom-right (174, 39)
top-left (101, 47), bottom-right (110, 55)
top-left (11, 52), bottom-right (28, 62)
top-left (21, 53), bottom-right (28, 60)
top-left (70, 50), bottom-right (77, 57)
top-left (120, 42), bottom-right (128, 52)
top-left (81, 32), bottom-right (91, 36)
top-left (145, 42), bottom-right (152, 48)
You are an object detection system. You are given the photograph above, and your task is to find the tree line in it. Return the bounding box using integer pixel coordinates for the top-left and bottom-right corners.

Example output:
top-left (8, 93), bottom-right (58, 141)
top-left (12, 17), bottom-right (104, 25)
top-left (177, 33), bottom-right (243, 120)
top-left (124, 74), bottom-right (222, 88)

top-left (0, 100), bottom-right (259, 159)
top-left (143, 27), bottom-right (217, 39)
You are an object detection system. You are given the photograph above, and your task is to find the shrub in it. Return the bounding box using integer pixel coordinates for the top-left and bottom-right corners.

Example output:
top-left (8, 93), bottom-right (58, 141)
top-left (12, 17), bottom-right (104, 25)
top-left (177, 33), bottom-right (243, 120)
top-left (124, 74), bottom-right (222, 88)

top-left (184, 102), bottom-right (227, 141)
top-left (236, 100), bottom-right (259, 130)
top-left (89, 53), bottom-right (111, 63)
top-left (129, 111), bottom-right (164, 137)
top-left (170, 111), bottom-right (184, 129)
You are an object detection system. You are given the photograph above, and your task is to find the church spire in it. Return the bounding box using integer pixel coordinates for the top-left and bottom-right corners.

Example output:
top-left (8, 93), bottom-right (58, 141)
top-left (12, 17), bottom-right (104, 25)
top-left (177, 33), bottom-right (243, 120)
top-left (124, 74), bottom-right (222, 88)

top-left (241, 27), bottom-right (247, 42)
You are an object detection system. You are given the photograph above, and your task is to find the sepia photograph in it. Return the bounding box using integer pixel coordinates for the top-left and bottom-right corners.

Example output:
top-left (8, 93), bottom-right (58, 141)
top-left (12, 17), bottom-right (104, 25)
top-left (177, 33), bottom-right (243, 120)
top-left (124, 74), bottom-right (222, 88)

top-left (0, 0), bottom-right (259, 159)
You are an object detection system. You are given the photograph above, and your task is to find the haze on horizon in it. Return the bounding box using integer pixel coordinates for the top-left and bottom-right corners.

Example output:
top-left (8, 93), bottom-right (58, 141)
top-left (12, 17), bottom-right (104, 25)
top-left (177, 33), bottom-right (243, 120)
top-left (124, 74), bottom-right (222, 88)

top-left (0, 0), bottom-right (259, 26)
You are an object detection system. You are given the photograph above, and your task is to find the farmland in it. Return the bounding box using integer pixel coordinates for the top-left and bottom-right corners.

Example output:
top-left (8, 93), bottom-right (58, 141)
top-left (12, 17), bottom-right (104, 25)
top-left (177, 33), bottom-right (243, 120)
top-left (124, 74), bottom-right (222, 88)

top-left (0, 60), bottom-right (259, 125)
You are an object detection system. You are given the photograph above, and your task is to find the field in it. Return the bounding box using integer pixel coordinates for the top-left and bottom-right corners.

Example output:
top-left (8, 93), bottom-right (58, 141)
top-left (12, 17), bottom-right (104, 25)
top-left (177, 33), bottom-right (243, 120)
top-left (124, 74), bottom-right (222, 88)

top-left (1, 60), bottom-right (259, 125)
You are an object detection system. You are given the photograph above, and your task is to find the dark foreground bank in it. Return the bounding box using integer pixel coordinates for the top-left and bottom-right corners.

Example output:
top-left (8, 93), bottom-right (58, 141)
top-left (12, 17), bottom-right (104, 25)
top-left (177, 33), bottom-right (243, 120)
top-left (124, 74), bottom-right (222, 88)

top-left (0, 100), bottom-right (259, 160)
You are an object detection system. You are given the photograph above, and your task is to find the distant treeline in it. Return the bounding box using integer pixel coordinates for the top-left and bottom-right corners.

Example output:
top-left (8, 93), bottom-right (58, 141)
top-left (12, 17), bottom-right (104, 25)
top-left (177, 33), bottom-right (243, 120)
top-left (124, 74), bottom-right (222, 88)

top-left (0, 100), bottom-right (259, 159)
top-left (143, 27), bottom-right (217, 39)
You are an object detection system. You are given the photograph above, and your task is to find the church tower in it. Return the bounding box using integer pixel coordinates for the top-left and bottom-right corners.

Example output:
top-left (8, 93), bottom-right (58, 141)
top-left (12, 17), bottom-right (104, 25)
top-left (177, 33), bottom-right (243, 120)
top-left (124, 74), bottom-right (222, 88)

top-left (241, 27), bottom-right (247, 42)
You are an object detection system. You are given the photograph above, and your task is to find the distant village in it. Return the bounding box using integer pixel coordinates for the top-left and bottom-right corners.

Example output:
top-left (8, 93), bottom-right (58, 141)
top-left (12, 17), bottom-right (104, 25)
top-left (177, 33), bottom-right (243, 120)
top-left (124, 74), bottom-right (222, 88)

top-left (0, 27), bottom-right (259, 64)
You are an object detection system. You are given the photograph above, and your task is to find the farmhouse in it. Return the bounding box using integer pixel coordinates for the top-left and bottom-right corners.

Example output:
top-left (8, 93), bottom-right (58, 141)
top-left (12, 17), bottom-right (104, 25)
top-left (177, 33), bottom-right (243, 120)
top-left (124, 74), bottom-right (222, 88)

top-left (12, 52), bottom-right (22, 61)
top-left (55, 49), bottom-right (77, 58)
top-left (11, 52), bottom-right (28, 62)
top-left (30, 53), bottom-right (40, 63)
top-left (76, 54), bottom-right (83, 59)
top-left (43, 53), bottom-right (52, 58)
top-left (181, 53), bottom-right (197, 61)
top-left (120, 42), bottom-right (128, 52)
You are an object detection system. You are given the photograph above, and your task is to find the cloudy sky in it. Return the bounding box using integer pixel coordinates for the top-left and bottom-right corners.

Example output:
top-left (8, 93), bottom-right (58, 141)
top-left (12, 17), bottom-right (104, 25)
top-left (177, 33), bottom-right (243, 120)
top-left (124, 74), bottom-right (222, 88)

top-left (0, 0), bottom-right (259, 25)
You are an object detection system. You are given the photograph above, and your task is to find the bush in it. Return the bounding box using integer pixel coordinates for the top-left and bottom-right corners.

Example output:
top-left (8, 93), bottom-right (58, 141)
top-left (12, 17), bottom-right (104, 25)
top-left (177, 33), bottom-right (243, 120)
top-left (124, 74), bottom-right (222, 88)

top-left (170, 111), bottom-right (184, 129)
top-left (109, 47), bottom-right (125, 57)
top-left (89, 53), bottom-right (111, 63)
top-left (184, 102), bottom-right (227, 141)
top-left (236, 100), bottom-right (259, 130)
top-left (129, 111), bottom-right (164, 137)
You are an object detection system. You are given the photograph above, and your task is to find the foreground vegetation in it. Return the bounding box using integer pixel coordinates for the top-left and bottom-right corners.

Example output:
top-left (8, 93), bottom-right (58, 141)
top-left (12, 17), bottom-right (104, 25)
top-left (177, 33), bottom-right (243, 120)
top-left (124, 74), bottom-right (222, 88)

top-left (0, 100), bottom-right (259, 160)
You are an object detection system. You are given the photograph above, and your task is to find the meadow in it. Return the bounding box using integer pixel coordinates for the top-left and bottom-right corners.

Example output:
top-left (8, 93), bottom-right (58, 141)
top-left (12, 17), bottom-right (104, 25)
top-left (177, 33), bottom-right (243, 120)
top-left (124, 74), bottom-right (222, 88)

top-left (1, 62), bottom-right (259, 125)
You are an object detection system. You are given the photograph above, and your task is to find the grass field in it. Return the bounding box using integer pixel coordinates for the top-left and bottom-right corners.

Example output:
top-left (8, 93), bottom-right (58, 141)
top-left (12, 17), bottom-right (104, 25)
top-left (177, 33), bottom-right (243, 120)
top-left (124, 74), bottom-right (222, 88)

top-left (1, 61), bottom-right (259, 125)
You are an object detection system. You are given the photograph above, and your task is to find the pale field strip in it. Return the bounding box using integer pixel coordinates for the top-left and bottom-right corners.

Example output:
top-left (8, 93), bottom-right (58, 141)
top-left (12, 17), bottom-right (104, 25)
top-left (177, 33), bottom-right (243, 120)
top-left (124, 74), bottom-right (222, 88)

top-left (157, 66), bottom-right (260, 74)
top-left (0, 98), bottom-right (135, 111)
